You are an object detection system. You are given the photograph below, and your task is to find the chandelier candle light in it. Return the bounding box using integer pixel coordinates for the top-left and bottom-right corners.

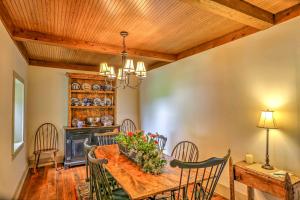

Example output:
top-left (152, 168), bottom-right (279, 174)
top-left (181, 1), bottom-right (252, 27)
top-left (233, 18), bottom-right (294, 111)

top-left (257, 109), bottom-right (278, 170)
top-left (99, 31), bottom-right (147, 89)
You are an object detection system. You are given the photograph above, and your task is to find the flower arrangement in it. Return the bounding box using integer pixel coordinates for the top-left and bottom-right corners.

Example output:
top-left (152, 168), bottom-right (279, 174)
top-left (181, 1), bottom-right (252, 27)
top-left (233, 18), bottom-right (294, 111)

top-left (115, 131), bottom-right (167, 175)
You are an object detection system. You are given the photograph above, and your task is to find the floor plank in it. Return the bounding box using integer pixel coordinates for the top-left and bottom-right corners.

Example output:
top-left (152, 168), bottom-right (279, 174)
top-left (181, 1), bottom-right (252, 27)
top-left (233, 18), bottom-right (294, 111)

top-left (19, 165), bottom-right (227, 200)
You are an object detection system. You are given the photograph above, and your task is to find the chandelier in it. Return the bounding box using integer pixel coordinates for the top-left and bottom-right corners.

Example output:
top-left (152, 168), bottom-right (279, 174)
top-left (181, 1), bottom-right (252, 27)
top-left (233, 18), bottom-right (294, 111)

top-left (99, 31), bottom-right (147, 89)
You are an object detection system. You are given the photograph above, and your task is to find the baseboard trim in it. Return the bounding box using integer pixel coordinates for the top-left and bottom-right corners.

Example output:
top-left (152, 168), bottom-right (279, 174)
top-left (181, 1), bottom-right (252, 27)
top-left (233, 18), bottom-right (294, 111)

top-left (13, 166), bottom-right (29, 200)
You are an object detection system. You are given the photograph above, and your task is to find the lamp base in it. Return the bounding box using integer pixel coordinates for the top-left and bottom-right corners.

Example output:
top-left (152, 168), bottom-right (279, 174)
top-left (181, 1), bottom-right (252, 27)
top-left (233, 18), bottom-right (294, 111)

top-left (262, 163), bottom-right (274, 170)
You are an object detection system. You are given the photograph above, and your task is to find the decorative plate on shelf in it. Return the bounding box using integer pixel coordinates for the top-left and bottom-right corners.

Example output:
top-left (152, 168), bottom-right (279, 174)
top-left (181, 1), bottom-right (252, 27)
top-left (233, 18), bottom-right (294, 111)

top-left (92, 84), bottom-right (101, 91)
top-left (104, 97), bottom-right (112, 106)
top-left (93, 98), bottom-right (102, 106)
top-left (99, 98), bottom-right (106, 106)
top-left (104, 84), bottom-right (113, 91)
top-left (82, 98), bottom-right (93, 106)
top-left (71, 82), bottom-right (81, 90)
top-left (81, 83), bottom-right (91, 90)
top-left (71, 97), bottom-right (80, 106)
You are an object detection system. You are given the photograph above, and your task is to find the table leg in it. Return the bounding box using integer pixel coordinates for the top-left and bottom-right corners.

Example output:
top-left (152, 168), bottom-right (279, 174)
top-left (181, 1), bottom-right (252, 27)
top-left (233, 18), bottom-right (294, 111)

top-left (229, 157), bottom-right (235, 200)
top-left (247, 186), bottom-right (254, 200)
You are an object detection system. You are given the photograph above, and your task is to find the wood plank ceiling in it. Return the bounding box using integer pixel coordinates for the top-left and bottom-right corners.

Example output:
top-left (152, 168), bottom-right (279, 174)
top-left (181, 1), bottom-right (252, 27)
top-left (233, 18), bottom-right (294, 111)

top-left (0, 0), bottom-right (300, 71)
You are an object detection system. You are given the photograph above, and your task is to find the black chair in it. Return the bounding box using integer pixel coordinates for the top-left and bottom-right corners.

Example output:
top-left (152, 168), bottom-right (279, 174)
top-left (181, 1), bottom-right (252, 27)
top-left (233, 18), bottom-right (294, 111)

top-left (83, 138), bottom-right (96, 182)
top-left (88, 149), bottom-right (129, 200)
top-left (95, 129), bottom-right (119, 146)
top-left (148, 133), bottom-right (167, 151)
top-left (171, 141), bottom-right (199, 162)
top-left (120, 119), bottom-right (136, 133)
top-left (33, 123), bottom-right (59, 173)
top-left (169, 150), bottom-right (231, 200)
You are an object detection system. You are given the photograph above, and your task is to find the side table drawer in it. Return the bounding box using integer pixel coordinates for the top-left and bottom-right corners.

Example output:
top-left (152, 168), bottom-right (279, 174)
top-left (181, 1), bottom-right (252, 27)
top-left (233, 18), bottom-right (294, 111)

top-left (234, 166), bottom-right (286, 198)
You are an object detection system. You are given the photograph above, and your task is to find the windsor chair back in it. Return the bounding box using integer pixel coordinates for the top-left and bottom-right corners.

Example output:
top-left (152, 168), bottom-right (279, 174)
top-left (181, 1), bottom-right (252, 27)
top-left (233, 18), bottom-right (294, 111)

top-left (84, 138), bottom-right (96, 182)
top-left (120, 119), bottom-right (136, 133)
top-left (33, 123), bottom-right (58, 173)
top-left (88, 149), bottom-right (129, 200)
top-left (169, 150), bottom-right (231, 200)
top-left (171, 141), bottom-right (199, 162)
top-left (95, 129), bottom-right (119, 146)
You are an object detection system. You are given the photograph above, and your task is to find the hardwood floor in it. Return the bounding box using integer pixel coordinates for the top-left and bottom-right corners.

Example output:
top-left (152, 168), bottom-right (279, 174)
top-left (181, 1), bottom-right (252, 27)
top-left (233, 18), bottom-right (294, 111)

top-left (19, 164), bottom-right (84, 200)
top-left (19, 165), bottom-right (227, 200)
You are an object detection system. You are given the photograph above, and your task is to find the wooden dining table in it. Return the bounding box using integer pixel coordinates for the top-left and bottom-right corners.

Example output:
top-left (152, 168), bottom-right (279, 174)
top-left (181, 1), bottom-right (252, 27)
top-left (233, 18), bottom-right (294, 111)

top-left (94, 144), bottom-right (198, 200)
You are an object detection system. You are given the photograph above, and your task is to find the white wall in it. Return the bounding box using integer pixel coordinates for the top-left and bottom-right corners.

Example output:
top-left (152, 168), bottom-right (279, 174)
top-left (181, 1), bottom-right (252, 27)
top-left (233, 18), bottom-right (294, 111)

top-left (0, 21), bottom-right (28, 199)
top-left (140, 17), bottom-right (300, 199)
top-left (27, 66), bottom-right (140, 160)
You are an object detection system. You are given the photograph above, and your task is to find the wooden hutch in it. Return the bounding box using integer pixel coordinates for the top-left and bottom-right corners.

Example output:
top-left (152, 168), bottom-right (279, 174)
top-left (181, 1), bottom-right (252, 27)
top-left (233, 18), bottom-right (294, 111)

top-left (64, 73), bottom-right (120, 168)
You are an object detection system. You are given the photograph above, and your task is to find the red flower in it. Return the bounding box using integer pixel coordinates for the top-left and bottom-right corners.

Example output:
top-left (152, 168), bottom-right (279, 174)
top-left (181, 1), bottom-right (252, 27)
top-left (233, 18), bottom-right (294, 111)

top-left (154, 141), bottom-right (158, 144)
top-left (127, 132), bottom-right (134, 137)
top-left (149, 133), bottom-right (157, 138)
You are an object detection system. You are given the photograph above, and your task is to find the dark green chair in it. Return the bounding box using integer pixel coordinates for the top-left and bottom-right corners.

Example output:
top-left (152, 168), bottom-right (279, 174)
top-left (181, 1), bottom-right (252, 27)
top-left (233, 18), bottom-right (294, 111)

top-left (147, 133), bottom-right (167, 151)
top-left (156, 134), bottom-right (167, 151)
top-left (88, 148), bottom-right (130, 200)
top-left (171, 141), bottom-right (199, 162)
top-left (95, 130), bottom-right (119, 146)
top-left (169, 150), bottom-right (231, 200)
top-left (84, 138), bottom-right (96, 182)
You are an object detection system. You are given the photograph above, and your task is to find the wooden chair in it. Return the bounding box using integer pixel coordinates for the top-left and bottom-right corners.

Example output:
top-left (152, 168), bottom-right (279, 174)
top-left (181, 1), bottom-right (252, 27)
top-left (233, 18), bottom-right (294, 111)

top-left (169, 150), bottom-right (231, 200)
top-left (171, 141), bottom-right (199, 162)
top-left (88, 148), bottom-right (129, 200)
top-left (95, 128), bottom-right (119, 146)
top-left (33, 123), bottom-right (58, 173)
top-left (84, 138), bottom-right (96, 182)
top-left (120, 119), bottom-right (136, 133)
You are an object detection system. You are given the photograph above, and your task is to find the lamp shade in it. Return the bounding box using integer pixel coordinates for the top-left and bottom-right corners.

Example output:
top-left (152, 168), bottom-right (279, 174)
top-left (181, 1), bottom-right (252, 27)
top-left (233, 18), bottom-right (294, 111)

top-left (99, 62), bottom-right (110, 76)
top-left (107, 66), bottom-right (116, 79)
top-left (135, 61), bottom-right (147, 78)
top-left (257, 110), bottom-right (277, 129)
top-left (123, 59), bottom-right (135, 73)
top-left (117, 68), bottom-right (125, 80)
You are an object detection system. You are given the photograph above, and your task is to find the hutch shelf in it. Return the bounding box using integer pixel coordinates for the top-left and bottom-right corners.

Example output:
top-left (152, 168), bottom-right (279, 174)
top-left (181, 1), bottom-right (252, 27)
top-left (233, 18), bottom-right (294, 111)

top-left (66, 72), bottom-right (117, 126)
top-left (64, 73), bottom-right (119, 168)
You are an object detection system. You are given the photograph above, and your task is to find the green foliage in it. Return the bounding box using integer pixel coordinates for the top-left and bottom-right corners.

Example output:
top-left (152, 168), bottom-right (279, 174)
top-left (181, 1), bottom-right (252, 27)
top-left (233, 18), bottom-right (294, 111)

top-left (115, 131), bottom-right (167, 175)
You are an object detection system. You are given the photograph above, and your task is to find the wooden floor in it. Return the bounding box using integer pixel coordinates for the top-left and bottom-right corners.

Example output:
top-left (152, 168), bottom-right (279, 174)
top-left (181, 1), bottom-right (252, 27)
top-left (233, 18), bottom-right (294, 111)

top-left (19, 165), bottom-right (227, 200)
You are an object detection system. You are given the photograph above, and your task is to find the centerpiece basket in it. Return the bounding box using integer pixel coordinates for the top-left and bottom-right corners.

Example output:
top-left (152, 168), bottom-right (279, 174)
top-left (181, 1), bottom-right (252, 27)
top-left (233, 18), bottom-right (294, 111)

top-left (115, 131), bottom-right (166, 175)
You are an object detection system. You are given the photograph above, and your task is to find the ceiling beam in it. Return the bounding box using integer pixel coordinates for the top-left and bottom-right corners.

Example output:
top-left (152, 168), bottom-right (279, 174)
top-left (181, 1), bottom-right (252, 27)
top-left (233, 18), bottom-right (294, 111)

top-left (148, 62), bottom-right (170, 71)
top-left (275, 3), bottom-right (300, 24)
top-left (180, 0), bottom-right (274, 29)
top-left (177, 26), bottom-right (258, 60)
top-left (16, 42), bottom-right (30, 61)
top-left (13, 29), bottom-right (176, 62)
top-left (29, 59), bottom-right (99, 72)
top-left (0, 1), bottom-right (29, 63)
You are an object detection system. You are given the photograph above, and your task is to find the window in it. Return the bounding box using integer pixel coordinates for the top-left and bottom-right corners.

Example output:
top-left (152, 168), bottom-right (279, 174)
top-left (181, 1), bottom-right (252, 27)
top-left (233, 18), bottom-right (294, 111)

top-left (12, 71), bottom-right (25, 158)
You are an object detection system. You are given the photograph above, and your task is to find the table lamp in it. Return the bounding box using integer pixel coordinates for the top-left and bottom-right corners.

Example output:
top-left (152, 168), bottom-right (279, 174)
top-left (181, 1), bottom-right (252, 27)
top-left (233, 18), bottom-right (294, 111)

top-left (257, 109), bottom-right (277, 170)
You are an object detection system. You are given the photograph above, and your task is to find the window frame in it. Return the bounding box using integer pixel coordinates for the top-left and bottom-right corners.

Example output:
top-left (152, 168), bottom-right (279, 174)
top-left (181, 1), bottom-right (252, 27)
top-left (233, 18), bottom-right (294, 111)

top-left (12, 71), bottom-right (25, 159)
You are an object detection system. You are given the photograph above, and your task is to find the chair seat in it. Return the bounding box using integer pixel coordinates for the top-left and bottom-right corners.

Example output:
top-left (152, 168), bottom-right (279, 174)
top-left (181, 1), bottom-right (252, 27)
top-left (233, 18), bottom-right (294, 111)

top-left (34, 149), bottom-right (58, 154)
top-left (112, 188), bottom-right (130, 200)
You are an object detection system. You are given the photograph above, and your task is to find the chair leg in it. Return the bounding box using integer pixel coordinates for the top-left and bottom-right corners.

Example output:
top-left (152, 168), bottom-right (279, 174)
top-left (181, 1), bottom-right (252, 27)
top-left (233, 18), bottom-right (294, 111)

top-left (53, 152), bottom-right (57, 170)
top-left (33, 154), bottom-right (37, 173)
top-left (89, 177), bottom-right (94, 200)
top-left (35, 153), bottom-right (41, 173)
top-left (85, 160), bottom-right (89, 182)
